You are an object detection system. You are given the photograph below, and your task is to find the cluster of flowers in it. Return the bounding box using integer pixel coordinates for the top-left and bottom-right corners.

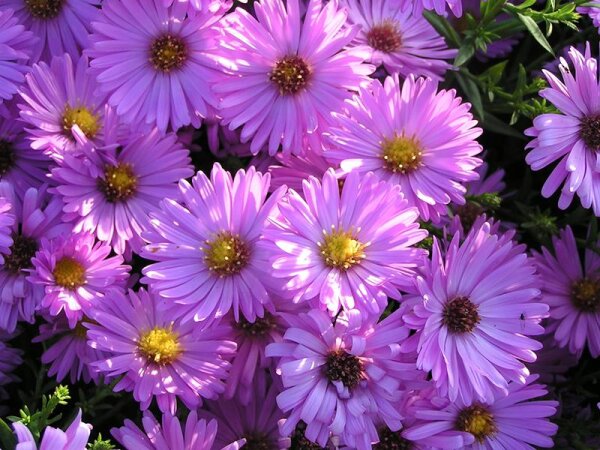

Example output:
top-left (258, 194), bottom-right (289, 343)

top-left (0, 0), bottom-right (599, 448)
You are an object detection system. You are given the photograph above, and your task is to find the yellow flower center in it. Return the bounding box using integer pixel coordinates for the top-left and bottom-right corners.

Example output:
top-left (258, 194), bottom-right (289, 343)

top-left (62, 105), bottom-right (100, 139)
top-left (53, 257), bottom-right (86, 289)
top-left (571, 278), bottom-right (600, 313)
top-left (138, 326), bottom-right (182, 365)
top-left (319, 230), bottom-right (366, 270)
top-left (269, 55), bottom-right (311, 95)
top-left (100, 163), bottom-right (138, 202)
top-left (456, 405), bottom-right (497, 442)
top-left (381, 135), bottom-right (423, 174)
top-left (25, 0), bottom-right (63, 19)
top-left (151, 35), bottom-right (187, 72)
top-left (203, 232), bottom-right (250, 277)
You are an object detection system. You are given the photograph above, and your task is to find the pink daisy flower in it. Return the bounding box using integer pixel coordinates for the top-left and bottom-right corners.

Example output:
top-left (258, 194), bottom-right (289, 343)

top-left (532, 226), bottom-right (600, 357)
top-left (266, 309), bottom-right (423, 450)
top-left (0, 8), bottom-right (36, 104)
top-left (86, 288), bottom-right (237, 413)
top-left (18, 53), bottom-right (107, 161)
top-left (142, 164), bottom-right (285, 323)
top-left (326, 75), bottom-right (483, 222)
top-left (266, 169), bottom-right (427, 318)
top-left (87, 0), bottom-right (223, 133)
top-left (215, 0), bottom-right (373, 156)
top-left (51, 117), bottom-right (193, 255)
top-left (1, 0), bottom-right (100, 63)
top-left (0, 182), bottom-right (69, 333)
top-left (343, 0), bottom-right (456, 80)
top-left (403, 220), bottom-right (548, 405)
top-left (112, 410), bottom-right (245, 450)
top-left (29, 232), bottom-right (130, 328)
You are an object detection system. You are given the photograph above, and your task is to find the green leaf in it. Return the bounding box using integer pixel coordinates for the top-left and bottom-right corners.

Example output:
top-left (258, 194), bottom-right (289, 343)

top-left (455, 72), bottom-right (484, 119)
top-left (454, 42), bottom-right (476, 66)
top-left (516, 13), bottom-right (555, 55)
top-left (0, 419), bottom-right (16, 450)
top-left (423, 11), bottom-right (461, 47)
top-left (481, 113), bottom-right (527, 139)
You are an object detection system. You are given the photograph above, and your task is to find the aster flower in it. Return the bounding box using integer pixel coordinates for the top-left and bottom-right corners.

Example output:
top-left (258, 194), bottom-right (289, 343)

top-left (0, 331), bottom-right (22, 395)
top-left (326, 75), bottom-right (483, 222)
top-left (1, 0), bottom-right (100, 63)
top-left (0, 195), bottom-right (13, 264)
top-left (201, 373), bottom-right (284, 449)
top-left (162, 0), bottom-right (232, 14)
top-left (525, 44), bottom-right (600, 215)
top-left (87, 0), bottom-right (223, 133)
top-left (532, 226), bottom-right (600, 357)
top-left (266, 309), bottom-right (423, 449)
top-left (403, 376), bottom-right (558, 449)
top-left (13, 409), bottom-right (91, 450)
top-left (141, 164), bottom-right (285, 323)
top-left (403, 220), bottom-right (548, 405)
top-left (86, 288), bottom-right (237, 413)
top-left (0, 8), bottom-right (35, 104)
top-left (414, 0), bottom-right (462, 17)
top-left (0, 111), bottom-right (50, 197)
top-left (33, 316), bottom-right (107, 384)
top-left (112, 410), bottom-right (245, 450)
top-left (266, 168), bottom-right (426, 317)
top-left (215, 0), bottom-right (373, 156)
top-left (18, 53), bottom-right (107, 161)
top-left (29, 232), bottom-right (130, 328)
top-left (343, 0), bottom-right (456, 81)
top-left (0, 182), bottom-right (69, 333)
top-left (51, 120), bottom-right (193, 255)
top-left (578, 2), bottom-right (600, 32)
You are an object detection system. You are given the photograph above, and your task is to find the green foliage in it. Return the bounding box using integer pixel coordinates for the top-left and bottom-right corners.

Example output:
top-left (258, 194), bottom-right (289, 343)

top-left (88, 434), bottom-right (116, 450)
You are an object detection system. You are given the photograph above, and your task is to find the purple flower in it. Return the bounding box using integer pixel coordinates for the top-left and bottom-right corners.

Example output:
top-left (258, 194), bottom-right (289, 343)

top-left (1, 0), bottom-right (99, 63)
top-left (112, 410), bottom-right (244, 450)
top-left (0, 111), bottom-right (50, 198)
top-left (13, 409), bottom-right (91, 450)
top-left (161, 0), bottom-right (232, 13)
top-left (404, 220), bottom-right (548, 405)
top-left (51, 118), bottom-right (193, 255)
top-left (215, 0), bottom-right (373, 156)
top-left (33, 316), bottom-right (107, 384)
top-left (29, 232), bottom-right (130, 328)
top-left (87, 0), bottom-right (222, 133)
top-left (266, 309), bottom-right (423, 449)
top-left (0, 8), bottom-right (35, 104)
top-left (86, 288), bottom-right (236, 413)
top-left (18, 54), bottom-right (107, 161)
top-left (414, 0), bottom-right (462, 17)
top-left (0, 182), bottom-right (69, 333)
top-left (343, 0), bottom-right (456, 80)
top-left (403, 376), bottom-right (558, 449)
top-left (0, 195), bottom-right (13, 264)
top-left (578, 2), bottom-right (600, 31)
top-left (525, 44), bottom-right (600, 215)
top-left (326, 75), bottom-right (483, 222)
top-left (0, 331), bottom-right (22, 396)
top-left (532, 226), bottom-right (600, 357)
top-left (266, 169), bottom-right (426, 318)
top-left (142, 164), bottom-right (284, 323)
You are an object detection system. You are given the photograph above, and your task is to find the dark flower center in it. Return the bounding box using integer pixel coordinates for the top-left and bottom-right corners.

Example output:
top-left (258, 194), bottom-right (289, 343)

top-left (236, 313), bottom-right (275, 337)
top-left (53, 257), bottom-right (86, 289)
top-left (100, 163), bottom-right (138, 202)
top-left (580, 114), bottom-right (600, 151)
top-left (381, 136), bottom-right (423, 174)
top-left (455, 202), bottom-right (484, 232)
top-left (571, 278), bottom-right (600, 313)
top-left (62, 105), bottom-right (100, 139)
top-left (456, 404), bottom-right (497, 442)
top-left (443, 296), bottom-right (480, 333)
top-left (367, 21), bottom-right (402, 53)
top-left (243, 433), bottom-right (275, 450)
top-left (25, 0), bottom-right (63, 19)
top-left (291, 422), bottom-right (326, 450)
top-left (204, 232), bottom-right (250, 277)
top-left (269, 55), bottom-right (311, 95)
top-left (374, 428), bottom-right (413, 450)
top-left (325, 349), bottom-right (364, 390)
top-left (151, 35), bottom-right (188, 72)
top-left (319, 230), bottom-right (366, 270)
top-left (4, 234), bottom-right (38, 274)
top-left (0, 140), bottom-right (16, 176)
